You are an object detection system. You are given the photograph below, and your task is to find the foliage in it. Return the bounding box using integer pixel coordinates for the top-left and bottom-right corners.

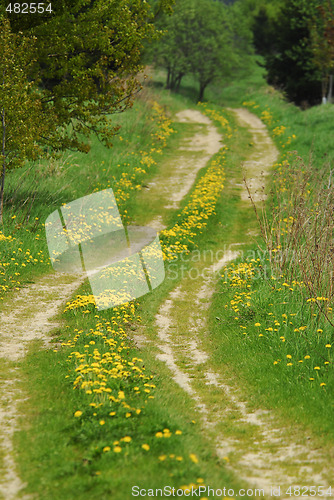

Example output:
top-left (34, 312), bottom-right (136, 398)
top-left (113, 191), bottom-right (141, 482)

top-left (151, 0), bottom-right (253, 101)
top-left (0, 95), bottom-right (174, 300)
top-left (0, 17), bottom-right (50, 222)
top-left (0, 0), bottom-right (174, 222)
top-left (251, 6), bottom-right (278, 57)
top-left (6, 0), bottom-right (175, 152)
top-left (10, 90), bottom-right (240, 498)
top-left (262, 0), bottom-right (329, 105)
top-left (310, 1), bottom-right (334, 101)
top-left (160, 104), bottom-right (230, 258)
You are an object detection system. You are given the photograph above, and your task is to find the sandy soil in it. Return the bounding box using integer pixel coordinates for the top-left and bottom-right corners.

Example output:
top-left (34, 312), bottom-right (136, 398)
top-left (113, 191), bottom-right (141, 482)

top-left (229, 108), bottom-right (279, 203)
top-left (150, 252), bottom-right (331, 495)
top-left (0, 273), bottom-right (83, 499)
top-left (0, 106), bottom-right (224, 499)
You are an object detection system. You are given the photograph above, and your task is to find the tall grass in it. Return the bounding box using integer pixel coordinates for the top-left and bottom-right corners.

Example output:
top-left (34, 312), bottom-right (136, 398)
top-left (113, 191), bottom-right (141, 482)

top-left (255, 153), bottom-right (334, 312)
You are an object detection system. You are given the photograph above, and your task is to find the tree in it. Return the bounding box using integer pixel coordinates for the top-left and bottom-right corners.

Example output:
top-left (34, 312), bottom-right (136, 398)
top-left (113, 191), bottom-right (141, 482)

top-left (7, 0), bottom-right (175, 151)
top-left (152, 0), bottom-right (252, 101)
top-left (263, 0), bottom-right (323, 105)
top-left (0, 17), bottom-right (50, 223)
top-left (252, 6), bottom-right (277, 57)
top-left (190, 1), bottom-right (239, 102)
top-left (150, 2), bottom-right (194, 92)
top-left (310, 1), bottom-right (334, 103)
top-left (0, 0), bottom-right (174, 223)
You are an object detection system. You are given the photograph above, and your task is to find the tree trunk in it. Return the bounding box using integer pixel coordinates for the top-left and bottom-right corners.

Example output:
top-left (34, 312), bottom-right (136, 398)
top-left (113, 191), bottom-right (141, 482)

top-left (327, 74), bottom-right (333, 103)
top-left (166, 67), bottom-right (171, 89)
top-left (322, 74), bottom-right (329, 104)
top-left (0, 107), bottom-right (6, 225)
top-left (175, 74), bottom-right (183, 91)
top-left (170, 72), bottom-right (177, 91)
top-left (198, 83), bottom-right (206, 102)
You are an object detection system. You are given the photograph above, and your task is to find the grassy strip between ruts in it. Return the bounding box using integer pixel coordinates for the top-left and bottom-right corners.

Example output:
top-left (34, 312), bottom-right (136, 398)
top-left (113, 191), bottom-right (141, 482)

top-left (13, 96), bottom-right (251, 498)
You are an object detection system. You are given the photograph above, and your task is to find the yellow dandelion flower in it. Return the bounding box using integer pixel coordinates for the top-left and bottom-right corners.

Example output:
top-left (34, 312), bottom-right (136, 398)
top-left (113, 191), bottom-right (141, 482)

top-left (189, 453), bottom-right (199, 464)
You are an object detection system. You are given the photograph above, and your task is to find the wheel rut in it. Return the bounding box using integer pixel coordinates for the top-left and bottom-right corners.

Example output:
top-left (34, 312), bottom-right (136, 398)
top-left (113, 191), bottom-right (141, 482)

top-left (0, 273), bottom-right (83, 499)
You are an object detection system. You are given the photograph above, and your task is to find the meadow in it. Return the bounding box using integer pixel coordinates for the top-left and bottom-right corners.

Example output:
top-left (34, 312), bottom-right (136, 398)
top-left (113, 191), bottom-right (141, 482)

top-left (0, 62), bottom-right (333, 497)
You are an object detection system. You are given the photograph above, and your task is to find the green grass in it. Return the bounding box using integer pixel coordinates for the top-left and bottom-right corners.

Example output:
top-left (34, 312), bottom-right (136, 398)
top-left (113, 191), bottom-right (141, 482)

top-left (197, 63), bottom-right (334, 444)
top-left (16, 337), bottom-right (241, 499)
top-left (3, 60), bottom-right (334, 497)
top-left (209, 256), bottom-right (334, 440)
top-left (213, 61), bottom-right (334, 171)
top-left (0, 92), bottom-right (176, 298)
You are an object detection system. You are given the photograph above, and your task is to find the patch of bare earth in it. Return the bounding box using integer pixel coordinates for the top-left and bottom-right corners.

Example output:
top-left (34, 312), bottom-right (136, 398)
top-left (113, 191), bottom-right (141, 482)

top-left (229, 107), bottom-right (279, 203)
top-left (0, 107), bottom-right (223, 498)
top-left (0, 272), bottom-right (83, 499)
top-left (133, 108), bottom-right (332, 497)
